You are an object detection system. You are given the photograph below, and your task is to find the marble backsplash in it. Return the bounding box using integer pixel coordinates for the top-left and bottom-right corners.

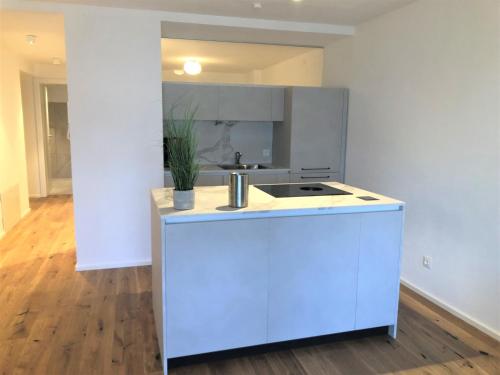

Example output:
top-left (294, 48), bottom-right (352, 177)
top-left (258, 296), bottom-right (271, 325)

top-left (164, 121), bottom-right (273, 165)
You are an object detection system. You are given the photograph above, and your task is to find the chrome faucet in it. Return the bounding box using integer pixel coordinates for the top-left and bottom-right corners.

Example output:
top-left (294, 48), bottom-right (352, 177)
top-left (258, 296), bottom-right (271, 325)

top-left (235, 152), bottom-right (242, 165)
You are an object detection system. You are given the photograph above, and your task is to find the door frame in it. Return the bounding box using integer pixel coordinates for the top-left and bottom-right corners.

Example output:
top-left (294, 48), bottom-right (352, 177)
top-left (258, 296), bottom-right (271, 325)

top-left (33, 78), bottom-right (67, 197)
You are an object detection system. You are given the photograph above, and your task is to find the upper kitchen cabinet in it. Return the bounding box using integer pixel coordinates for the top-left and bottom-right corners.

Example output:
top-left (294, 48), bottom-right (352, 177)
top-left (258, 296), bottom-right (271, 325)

top-left (163, 83), bottom-right (219, 121)
top-left (276, 87), bottom-right (348, 178)
top-left (271, 87), bottom-right (285, 122)
top-left (163, 82), bottom-right (285, 122)
top-left (218, 86), bottom-right (272, 122)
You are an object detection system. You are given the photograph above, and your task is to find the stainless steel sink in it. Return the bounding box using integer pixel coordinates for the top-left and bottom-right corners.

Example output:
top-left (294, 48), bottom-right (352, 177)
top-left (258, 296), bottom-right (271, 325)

top-left (218, 164), bottom-right (268, 170)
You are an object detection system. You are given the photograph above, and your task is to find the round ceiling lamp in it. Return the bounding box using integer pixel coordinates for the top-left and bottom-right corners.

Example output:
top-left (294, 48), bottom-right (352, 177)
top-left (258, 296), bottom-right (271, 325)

top-left (183, 60), bottom-right (202, 75)
top-left (173, 69), bottom-right (185, 76)
top-left (25, 35), bottom-right (37, 45)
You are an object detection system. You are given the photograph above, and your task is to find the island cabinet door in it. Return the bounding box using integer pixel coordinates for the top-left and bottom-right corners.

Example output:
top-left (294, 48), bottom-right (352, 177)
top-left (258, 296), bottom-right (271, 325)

top-left (164, 219), bottom-right (269, 358)
top-left (355, 210), bottom-right (403, 330)
top-left (267, 214), bottom-right (360, 343)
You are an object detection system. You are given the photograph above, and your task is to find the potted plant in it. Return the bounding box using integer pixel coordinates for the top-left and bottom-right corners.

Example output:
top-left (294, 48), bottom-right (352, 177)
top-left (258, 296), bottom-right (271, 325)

top-left (165, 106), bottom-right (199, 210)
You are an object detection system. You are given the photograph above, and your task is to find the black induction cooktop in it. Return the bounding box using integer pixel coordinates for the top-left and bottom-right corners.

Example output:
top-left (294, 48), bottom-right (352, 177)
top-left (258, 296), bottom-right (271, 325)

top-left (254, 183), bottom-right (352, 198)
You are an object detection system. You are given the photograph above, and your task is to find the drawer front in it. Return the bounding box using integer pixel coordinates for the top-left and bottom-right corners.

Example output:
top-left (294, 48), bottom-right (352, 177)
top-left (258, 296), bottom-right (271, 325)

top-left (290, 172), bottom-right (341, 183)
top-left (165, 174), bottom-right (226, 187)
top-left (196, 175), bottom-right (226, 186)
top-left (250, 173), bottom-right (290, 185)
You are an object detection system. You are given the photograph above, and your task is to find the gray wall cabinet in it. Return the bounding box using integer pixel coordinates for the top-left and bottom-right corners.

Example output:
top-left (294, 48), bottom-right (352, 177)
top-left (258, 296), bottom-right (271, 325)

top-left (218, 86), bottom-right (272, 121)
top-left (274, 87), bottom-right (348, 181)
top-left (162, 83), bottom-right (219, 121)
top-left (271, 87), bottom-right (285, 122)
top-left (162, 82), bottom-right (285, 122)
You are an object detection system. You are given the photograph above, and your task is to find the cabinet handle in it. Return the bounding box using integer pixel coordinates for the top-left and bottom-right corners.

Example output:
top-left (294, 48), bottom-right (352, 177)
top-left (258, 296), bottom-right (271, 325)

top-left (301, 176), bottom-right (330, 179)
top-left (301, 167), bottom-right (331, 171)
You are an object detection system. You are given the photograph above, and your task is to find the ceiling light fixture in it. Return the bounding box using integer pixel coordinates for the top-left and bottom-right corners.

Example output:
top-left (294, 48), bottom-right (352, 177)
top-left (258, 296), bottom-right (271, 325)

top-left (253, 2), bottom-right (262, 9)
top-left (173, 69), bottom-right (185, 76)
top-left (52, 58), bottom-right (62, 65)
top-left (183, 60), bottom-right (202, 75)
top-left (25, 35), bottom-right (37, 45)
top-left (292, 0), bottom-right (303, 2)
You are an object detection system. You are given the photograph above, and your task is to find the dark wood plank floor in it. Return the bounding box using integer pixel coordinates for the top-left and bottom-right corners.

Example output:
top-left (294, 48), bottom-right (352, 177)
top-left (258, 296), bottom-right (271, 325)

top-left (0, 196), bottom-right (498, 374)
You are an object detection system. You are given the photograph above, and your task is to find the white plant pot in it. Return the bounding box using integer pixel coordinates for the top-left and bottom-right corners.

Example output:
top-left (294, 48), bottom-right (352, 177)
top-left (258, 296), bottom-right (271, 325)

top-left (173, 189), bottom-right (195, 210)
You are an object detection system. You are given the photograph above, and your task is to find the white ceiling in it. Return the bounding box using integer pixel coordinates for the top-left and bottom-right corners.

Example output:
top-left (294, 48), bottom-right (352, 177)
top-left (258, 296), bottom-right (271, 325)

top-left (161, 21), bottom-right (346, 48)
top-left (0, 11), bottom-right (66, 64)
top-left (35, 0), bottom-right (415, 26)
top-left (1, 0), bottom-right (416, 67)
top-left (162, 39), bottom-right (320, 73)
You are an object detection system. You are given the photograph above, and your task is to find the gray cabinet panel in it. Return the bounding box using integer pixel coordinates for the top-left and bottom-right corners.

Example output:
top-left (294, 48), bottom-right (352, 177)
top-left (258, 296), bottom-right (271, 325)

top-left (218, 86), bottom-right (272, 121)
top-left (249, 172), bottom-right (289, 185)
top-left (163, 83), bottom-right (218, 121)
top-left (267, 214), bottom-right (359, 342)
top-left (356, 211), bottom-right (403, 330)
top-left (165, 219), bottom-right (269, 357)
top-left (163, 83), bottom-right (284, 122)
top-left (289, 172), bottom-right (341, 183)
top-left (223, 171), bottom-right (290, 185)
top-left (165, 173), bottom-right (226, 187)
top-left (196, 175), bottom-right (225, 186)
top-left (271, 87), bottom-right (284, 122)
top-left (164, 173), bottom-right (174, 187)
top-left (288, 87), bottom-right (348, 175)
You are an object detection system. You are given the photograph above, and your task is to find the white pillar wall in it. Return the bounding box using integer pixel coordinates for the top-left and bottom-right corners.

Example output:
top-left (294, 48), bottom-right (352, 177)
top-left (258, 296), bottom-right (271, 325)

top-left (64, 7), bottom-right (163, 270)
top-left (322, 0), bottom-right (500, 339)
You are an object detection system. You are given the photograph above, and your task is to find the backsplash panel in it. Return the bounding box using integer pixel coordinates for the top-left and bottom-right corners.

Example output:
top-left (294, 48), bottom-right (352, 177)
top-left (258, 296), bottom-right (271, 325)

top-left (164, 121), bottom-right (273, 165)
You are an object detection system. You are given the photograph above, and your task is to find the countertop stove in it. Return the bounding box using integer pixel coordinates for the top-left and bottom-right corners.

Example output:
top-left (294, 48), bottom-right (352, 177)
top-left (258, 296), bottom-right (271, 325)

top-left (254, 183), bottom-right (352, 198)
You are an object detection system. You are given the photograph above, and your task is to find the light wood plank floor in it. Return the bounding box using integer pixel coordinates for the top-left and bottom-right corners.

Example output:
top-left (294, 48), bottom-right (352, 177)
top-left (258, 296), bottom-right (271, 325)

top-left (0, 196), bottom-right (498, 374)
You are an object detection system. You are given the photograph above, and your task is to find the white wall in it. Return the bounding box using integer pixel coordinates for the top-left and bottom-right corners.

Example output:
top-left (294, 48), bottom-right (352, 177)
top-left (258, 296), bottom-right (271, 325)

top-left (0, 0), bottom-right (347, 269)
top-left (0, 41), bottom-right (32, 237)
top-left (261, 48), bottom-right (323, 86)
top-left (163, 48), bottom-right (323, 86)
top-left (32, 63), bottom-right (67, 80)
top-left (163, 69), bottom-right (251, 84)
top-left (324, 0), bottom-right (500, 338)
top-left (19, 72), bottom-right (42, 198)
top-left (64, 6), bottom-right (163, 269)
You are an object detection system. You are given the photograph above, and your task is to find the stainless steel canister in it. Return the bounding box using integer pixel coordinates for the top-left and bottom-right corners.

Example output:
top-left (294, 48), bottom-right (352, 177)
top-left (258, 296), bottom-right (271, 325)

top-left (229, 173), bottom-right (249, 208)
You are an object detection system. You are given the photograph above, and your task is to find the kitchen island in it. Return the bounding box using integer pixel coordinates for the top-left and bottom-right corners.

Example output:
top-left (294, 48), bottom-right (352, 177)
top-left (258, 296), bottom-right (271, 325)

top-left (151, 182), bottom-right (405, 373)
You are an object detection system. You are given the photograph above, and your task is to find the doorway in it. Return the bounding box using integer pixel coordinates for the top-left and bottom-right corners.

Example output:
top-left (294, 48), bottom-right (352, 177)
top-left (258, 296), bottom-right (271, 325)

top-left (42, 84), bottom-right (72, 195)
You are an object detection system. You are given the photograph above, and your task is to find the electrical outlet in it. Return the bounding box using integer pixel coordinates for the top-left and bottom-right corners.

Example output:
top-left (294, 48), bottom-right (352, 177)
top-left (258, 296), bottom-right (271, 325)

top-left (262, 149), bottom-right (271, 157)
top-left (422, 256), bottom-right (432, 269)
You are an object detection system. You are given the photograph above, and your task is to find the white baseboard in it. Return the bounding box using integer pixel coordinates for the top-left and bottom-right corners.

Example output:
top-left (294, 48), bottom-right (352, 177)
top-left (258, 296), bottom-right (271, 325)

top-left (75, 258), bottom-right (152, 271)
top-left (401, 278), bottom-right (500, 342)
top-left (22, 208), bottom-right (31, 218)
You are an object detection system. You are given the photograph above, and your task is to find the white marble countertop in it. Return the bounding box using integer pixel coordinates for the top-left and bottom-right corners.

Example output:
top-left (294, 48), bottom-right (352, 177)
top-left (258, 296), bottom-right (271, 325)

top-left (152, 182), bottom-right (405, 224)
top-left (164, 164), bottom-right (290, 176)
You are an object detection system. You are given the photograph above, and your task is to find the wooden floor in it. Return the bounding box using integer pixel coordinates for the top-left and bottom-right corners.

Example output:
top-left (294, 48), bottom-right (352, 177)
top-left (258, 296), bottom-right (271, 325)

top-left (0, 196), bottom-right (498, 375)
